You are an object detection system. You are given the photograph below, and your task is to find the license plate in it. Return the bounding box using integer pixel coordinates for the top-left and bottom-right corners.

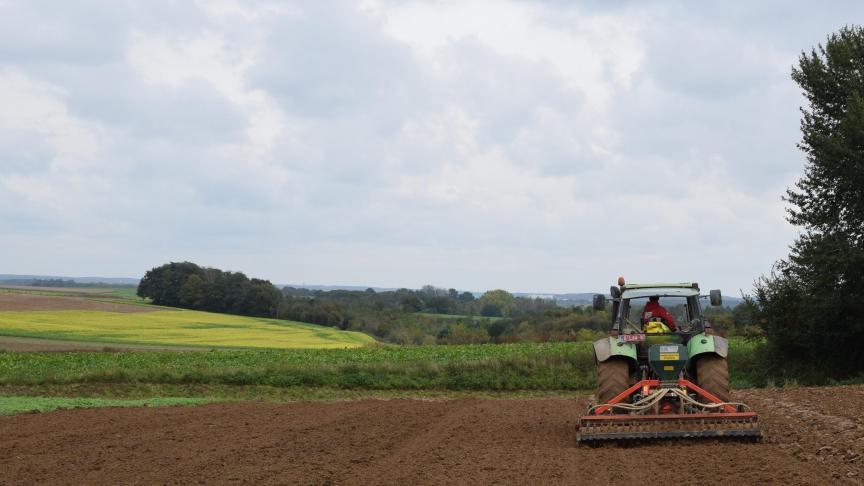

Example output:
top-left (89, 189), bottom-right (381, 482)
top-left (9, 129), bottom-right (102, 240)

top-left (659, 353), bottom-right (680, 361)
top-left (621, 333), bottom-right (645, 342)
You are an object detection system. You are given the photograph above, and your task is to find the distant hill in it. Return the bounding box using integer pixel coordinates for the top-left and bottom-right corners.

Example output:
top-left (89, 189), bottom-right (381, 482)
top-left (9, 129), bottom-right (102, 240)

top-left (516, 292), bottom-right (742, 307)
top-left (279, 284), bottom-right (399, 292)
top-left (1, 275), bottom-right (744, 307)
top-left (282, 286), bottom-right (744, 308)
top-left (0, 274), bottom-right (139, 285)
top-left (513, 292), bottom-right (597, 304)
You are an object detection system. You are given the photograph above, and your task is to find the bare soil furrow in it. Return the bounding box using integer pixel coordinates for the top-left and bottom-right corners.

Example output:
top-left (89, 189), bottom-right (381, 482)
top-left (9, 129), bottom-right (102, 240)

top-left (3, 386), bottom-right (863, 484)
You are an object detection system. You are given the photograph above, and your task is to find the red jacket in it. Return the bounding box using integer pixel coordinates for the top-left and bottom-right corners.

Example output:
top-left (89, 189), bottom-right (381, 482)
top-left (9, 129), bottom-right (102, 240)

top-left (643, 301), bottom-right (676, 330)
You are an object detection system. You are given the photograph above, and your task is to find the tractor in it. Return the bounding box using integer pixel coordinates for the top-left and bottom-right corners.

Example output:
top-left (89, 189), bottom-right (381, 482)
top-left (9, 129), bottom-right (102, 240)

top-left (576, 278), bottom-right (761, 443)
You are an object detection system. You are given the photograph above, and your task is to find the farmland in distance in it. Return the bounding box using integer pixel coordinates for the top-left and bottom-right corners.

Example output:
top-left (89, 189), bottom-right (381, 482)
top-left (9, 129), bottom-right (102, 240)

top-left (0, 287), bottom-right (373, 350)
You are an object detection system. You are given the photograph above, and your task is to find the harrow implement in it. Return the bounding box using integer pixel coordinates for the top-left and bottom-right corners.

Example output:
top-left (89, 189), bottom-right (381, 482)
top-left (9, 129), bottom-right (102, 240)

top-left (577, 378), bottom-right (762, 443)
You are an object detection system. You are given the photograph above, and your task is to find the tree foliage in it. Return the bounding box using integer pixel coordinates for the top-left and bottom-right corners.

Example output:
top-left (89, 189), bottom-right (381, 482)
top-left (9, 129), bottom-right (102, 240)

top-left (752, 26), bottom-right (864, 374)
top-left (480, 289), bottom-right (515, 316)
top-left (137, 262), bottom-right (282, 318)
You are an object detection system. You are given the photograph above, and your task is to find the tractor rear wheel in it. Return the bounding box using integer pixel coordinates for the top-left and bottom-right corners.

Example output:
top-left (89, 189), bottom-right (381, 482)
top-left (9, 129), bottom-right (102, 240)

top-left (596, 359), bottom-right (630, 405)
top-left (696, 355), bottom-right (731, 403)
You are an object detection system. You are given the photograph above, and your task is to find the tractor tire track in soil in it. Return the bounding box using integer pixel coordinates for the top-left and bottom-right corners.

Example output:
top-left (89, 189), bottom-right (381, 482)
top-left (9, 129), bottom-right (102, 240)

top-left (2, 386), bottom-right (864, 485)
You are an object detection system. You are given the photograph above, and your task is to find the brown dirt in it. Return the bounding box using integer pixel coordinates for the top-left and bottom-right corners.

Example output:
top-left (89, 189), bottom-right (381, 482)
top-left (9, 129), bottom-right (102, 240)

top-left (0, 293), bottom-right (154, 313)
top-left (2, 386), bottom-right (864, 485)
top-left (0, 336), bottom-right (204, 352)
top-left (0, 285), bottom-right (112, 294)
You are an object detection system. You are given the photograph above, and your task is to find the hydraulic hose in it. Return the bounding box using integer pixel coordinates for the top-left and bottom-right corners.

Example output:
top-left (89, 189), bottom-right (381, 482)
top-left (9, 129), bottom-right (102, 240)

top-left (589, 386), bottom-right (752, 415)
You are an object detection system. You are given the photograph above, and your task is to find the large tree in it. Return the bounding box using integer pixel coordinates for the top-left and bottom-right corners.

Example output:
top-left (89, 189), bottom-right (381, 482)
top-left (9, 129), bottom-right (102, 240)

top-left (754, 26), bottom-right (864, 374)
top-left (137, 261), bottom-right (204, 306)
top-left (138, 262), bottom-right (281, 318)
top-left (480, 289), bottom-right (514, 317)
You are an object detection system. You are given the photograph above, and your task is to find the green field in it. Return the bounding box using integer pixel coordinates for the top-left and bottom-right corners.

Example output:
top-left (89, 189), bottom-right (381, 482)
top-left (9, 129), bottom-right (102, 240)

top-left (0, 342), bottom-right (592, 389)
top-left (0, 309), bottom-right (375, 349)
top-left (0, 287), bottom-right (806, 404)
top-left (102, 287), bottom-right (142, 299)
top-left (0, 339), bottom-right (773, 392)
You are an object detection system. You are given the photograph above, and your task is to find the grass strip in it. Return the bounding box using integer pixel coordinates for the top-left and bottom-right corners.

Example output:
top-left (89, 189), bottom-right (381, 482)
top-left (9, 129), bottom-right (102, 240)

top-left (0, 396), bottom-right (213, 416)
top-left (0, 383), bottom-right (583, 401)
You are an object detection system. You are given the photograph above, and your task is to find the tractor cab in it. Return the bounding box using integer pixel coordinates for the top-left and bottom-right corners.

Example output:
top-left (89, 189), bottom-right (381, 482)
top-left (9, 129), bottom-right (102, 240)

top-left (618, 287), bottom-right (705, 350)
top-left (594, 281), bottom-right (722, 336)
top-left (592, 281), bottom-right (724, 371)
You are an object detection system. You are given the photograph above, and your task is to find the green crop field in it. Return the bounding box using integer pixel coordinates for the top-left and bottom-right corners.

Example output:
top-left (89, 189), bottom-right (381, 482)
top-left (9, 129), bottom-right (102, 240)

top-left (0, 342), bottom-right (594, 390)
top-left (0, 309), bottom-right (375, 349)
top-left (0, 339), bottom-right (772, 393)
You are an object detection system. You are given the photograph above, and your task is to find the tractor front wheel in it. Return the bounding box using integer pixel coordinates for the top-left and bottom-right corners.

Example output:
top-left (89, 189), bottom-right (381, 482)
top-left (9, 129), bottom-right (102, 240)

top-left (696, 355), bottom-right (731, 403)
top-left (596, 359), bottom-right (630, 405)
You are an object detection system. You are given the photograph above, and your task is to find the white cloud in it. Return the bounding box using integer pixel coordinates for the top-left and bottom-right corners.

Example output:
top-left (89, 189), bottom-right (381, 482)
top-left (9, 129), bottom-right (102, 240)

top-left (371, 0), bottom-right (645, 109)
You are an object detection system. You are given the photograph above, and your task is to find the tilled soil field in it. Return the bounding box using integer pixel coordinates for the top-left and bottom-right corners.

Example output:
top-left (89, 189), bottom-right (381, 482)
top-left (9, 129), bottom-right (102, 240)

top-left (0, 336), bottom-right (202, 352)
top-left (2, 386), bottom-right (863, 485)
top-left (0, 293), bottom-right (154, 313)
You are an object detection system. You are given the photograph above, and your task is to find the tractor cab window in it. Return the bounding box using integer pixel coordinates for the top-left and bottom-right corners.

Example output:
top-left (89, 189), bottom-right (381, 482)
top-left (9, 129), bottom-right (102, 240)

top-left (624, 296), bottom-right (690, 332)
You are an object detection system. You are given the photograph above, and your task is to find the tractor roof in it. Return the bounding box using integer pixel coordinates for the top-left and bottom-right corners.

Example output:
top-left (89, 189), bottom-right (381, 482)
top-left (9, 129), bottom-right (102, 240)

top-left (621, 287), bottom-right (700, 298)
top-left (621, 282), bottom-right (699, 290)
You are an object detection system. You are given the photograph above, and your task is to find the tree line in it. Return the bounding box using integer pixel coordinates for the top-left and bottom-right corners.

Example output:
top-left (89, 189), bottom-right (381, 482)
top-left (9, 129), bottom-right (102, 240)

top-left (749, 26), bottom-right (864, 377)
top-left (137, 262), bottom-right (626, 344)
top-left (138, 262), bottom-right (754, 345)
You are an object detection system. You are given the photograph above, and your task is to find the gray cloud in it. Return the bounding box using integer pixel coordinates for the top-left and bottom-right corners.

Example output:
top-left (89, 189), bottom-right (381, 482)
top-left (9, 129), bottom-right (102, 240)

top-left (250, 3), bottom-right (425, 118)
top-left (0, 0), bottom-right (859, 293)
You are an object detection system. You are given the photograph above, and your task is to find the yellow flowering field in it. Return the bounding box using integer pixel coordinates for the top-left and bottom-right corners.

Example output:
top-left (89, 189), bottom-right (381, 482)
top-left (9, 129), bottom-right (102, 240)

top-left (0, 310), bottom-right (374, 349)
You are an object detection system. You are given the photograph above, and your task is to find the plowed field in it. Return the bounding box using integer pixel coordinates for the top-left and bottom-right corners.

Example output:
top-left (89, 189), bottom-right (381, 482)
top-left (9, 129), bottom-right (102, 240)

top-left (2, 386), bottom-right (864, 485)
top-left (0, 293), bottom-right (154, 313)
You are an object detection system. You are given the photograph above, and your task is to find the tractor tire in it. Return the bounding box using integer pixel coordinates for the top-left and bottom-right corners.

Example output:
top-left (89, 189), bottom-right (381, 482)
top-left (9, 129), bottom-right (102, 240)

top-left (696, 355), bottom-right (731, 403)
top-left (596, 359), bottom-right (630, 405)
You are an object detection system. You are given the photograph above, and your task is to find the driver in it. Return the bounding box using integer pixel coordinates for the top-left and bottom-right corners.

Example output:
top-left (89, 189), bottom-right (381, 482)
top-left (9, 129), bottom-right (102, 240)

top-left (642, 296), bottom-right (676, 331)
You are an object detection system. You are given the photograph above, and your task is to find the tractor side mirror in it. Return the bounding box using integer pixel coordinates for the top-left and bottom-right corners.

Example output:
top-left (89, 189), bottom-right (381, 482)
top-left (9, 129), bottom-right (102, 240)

top-left (592, 294), bottom-right (606, 310)
top-left (709, 289), bottom-right (722, 306)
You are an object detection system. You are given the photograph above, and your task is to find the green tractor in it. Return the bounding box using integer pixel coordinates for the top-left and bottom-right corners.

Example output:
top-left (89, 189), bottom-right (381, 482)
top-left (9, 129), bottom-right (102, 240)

top-left (576, 278), bottom-right (761, 443)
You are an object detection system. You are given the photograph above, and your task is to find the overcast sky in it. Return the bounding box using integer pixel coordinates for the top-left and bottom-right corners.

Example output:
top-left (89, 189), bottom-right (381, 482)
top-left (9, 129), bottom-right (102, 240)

top-left (0, 1), bottom-right (860, 294)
